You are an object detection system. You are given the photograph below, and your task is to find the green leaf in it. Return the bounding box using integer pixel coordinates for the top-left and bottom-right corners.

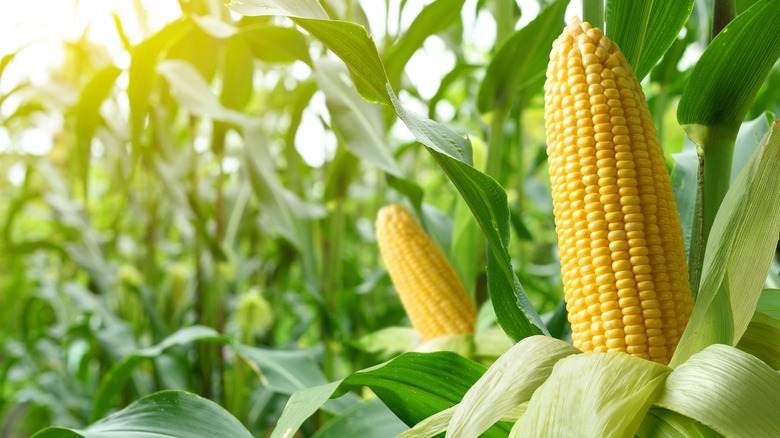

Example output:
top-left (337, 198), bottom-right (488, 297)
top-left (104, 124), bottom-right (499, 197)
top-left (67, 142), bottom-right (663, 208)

top-left (736, 311), bottom-right (780, 370)
top-left (237, 24), bottom-right (312, 64)
top-left (314, 58), bottom-right (403, 176)
top-left (756, 288), bottom-right (780, 320)
top-left (36, 391), bottom-right (251, 438)
top-left (272, 352), bottom-right (503, 438)
top-left (636, 408), bottom-right (721, 438)
top-left (732, 112), bottom-right (773, 183)
top-left (605, 0), bottom-right (653, 68)
top-left (670, 143), bottom-right (700, 276)
top-left (91, 326), bottom-right (228, 421)
top-left (230, 0), bottom-right (548, 340)
top-left (657, 344), bottom-right (780, 436)
top-left (384, 0), bottom-right (466, 89)
top-left (518, 352), bottom-right (671, 438)
top-left (634, 0), bottom-right (696, 80)
top-left (128, 18), bottom-right (192, 146)
top-left (477, 0), bottom-right (568, 113)
top-left (671, 122), bottom-right (780, 367)
top-left (75, 65), bottom-right (121, 195)
top-left (312, 399), bottom-right (409, 438)
top-left (448, 336), bottom-right (579, 437)
top-left (678, 0), bottom-right (780, 134)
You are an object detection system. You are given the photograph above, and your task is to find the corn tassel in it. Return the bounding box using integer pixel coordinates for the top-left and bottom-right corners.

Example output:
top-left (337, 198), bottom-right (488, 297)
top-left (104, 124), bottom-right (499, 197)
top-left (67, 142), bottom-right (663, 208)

top-left (376, 205), bottom-right (476, 340)
top-left (545, 18), bottom-right (693, 365)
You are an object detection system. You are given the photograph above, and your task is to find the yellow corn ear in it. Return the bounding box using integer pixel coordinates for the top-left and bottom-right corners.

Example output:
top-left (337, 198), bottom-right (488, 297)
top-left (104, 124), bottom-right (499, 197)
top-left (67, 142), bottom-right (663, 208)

top-left (376, 204), bottom-right (476, 340)
top-left (544, 18), bottom-right (694, 365)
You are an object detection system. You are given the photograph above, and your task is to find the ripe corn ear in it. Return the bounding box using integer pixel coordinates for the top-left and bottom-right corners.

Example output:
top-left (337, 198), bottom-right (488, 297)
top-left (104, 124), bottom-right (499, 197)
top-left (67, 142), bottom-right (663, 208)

top-left (376, 204), bottom-right (476, 340)
top-left (544, 18), bottom-right (694, 365)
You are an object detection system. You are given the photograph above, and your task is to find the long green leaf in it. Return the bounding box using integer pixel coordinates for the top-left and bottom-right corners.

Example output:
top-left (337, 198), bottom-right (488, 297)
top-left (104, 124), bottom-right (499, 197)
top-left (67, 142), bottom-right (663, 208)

top-left (271, 352), bottom-right (511, 438)
top-left (657, 344), bottom-right (780, 436)
top-left (312, 399), bottom-right (409, 438)
top-left (518, 352), bottom-right (671, 438)
top-left (671, 122), bottom-right (780, 367)
top-left (735, 311), bottom-right (780, 370)
top-left (228, 0), bottom-right (548, 340)
top-left (756, 288), bottom-right (780, 320)
top-left (37, 391), bottom-right (251, 438)
top-left (605, 0), bottom-right (653, 68)
top-left (635, 0), bottom-right (696, 80)
top-left (477, 0), bottom-right (568, 113)
top-left (636, 408), bottom-right (721, 438)
top-left (677, 0), bottom-right (780, 134)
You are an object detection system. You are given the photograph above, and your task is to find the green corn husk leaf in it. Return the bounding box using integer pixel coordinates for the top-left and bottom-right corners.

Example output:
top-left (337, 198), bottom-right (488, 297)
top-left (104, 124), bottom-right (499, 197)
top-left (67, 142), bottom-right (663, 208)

top-left (735, 311), bottom-right (780, 370)
top-left (636, 407), bottom-right (721, 438)
top-left (656, 344), bottom-right (780, 436)
top-left (517, 352), bottom-right (671, 438)
top-left (447, 336), bottom-right (579, 437)
top-left (672, 121), bottom-right (780, 367)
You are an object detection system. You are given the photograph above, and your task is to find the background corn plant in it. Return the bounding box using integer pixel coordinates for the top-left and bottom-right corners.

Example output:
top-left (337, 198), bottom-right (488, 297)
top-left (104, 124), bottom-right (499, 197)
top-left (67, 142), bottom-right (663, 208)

top-left (1, 0), bottom-right (779, 436)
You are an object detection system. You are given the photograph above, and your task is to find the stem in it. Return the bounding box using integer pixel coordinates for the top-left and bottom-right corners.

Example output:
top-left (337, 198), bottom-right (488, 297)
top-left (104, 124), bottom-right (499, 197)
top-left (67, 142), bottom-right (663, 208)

top-left (583, 0), bottom-right (604, 30)
top-left (485, 106), bottom-right (508, 180)
top-left (686, 126), bottom-right (737, 294)
top-left (712, 0), bottom-right (736, 40)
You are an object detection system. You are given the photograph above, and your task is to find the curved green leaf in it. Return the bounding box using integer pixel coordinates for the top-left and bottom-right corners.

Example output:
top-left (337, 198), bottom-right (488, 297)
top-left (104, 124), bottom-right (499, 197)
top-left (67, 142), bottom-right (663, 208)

top-left (519, 352), bottom-right (671, 437)
top-left (605, 0), bottom-right (653, 68)
top-left (271, 352), bottom-right (511, 438)
top-left (658, 345), bottom-right (780, 436)
top-left (36, 391), bottom-right (251, 438)
top-left (677, 0), bottom-right (780, 134)
top-left (477, 0), bottom-right (568, 113)
top-left (448, 336), bottom-right (579, 437)
top-left (736, 311), bottom-right (780, 370)
top-left (636, 408), bottom-right (721, 438)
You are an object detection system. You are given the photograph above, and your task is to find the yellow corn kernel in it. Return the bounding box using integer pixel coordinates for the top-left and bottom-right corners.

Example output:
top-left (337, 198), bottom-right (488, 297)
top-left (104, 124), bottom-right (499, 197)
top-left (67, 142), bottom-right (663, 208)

top-left (545, 18), bottom-right (694, 365)
top-left (376, 205), bottom-right (476, 340)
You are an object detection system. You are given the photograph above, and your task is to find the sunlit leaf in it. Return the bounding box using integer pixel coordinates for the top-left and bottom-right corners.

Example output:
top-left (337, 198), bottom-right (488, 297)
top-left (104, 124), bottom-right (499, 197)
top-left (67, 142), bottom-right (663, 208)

top-left (518, 352), bottom-right (671, 437)
top-left (658, 344), bottom-right (780, 436)
top-left (672, 122), bottom-right (780, 366)
top-left (35, 391), bottom-right (251, 438)
top-left (448, 336), bottom-right (579, 437)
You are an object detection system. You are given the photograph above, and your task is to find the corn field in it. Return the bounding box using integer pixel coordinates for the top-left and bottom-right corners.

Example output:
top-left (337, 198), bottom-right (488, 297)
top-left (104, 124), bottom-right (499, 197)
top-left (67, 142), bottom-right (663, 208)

top-left (1, 0), bottom-right (779, 436)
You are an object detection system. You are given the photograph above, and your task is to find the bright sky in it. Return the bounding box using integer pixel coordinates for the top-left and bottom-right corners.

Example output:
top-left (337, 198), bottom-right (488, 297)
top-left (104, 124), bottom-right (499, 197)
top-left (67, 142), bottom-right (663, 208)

top-left (0, 0), bottom-right (583, 168)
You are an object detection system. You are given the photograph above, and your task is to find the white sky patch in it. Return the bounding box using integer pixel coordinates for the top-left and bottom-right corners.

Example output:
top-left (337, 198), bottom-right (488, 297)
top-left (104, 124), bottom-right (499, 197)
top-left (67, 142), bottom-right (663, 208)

top-left (406, 36), bottom-right (455, 100)
top-left (295, 90), bottom-right (336, 168)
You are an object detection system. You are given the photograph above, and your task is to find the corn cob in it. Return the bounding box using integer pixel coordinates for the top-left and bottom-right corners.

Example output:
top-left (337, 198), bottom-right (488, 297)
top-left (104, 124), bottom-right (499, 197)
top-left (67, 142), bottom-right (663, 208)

top-left (544, 18), bottom-right (693, 365)
top-left (376, 204), bottom-right (476, 340)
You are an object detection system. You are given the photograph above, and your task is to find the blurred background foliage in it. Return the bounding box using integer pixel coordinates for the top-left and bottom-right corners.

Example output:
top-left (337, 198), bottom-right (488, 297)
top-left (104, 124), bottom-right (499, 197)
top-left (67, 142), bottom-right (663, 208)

top-left (1, 0), bottom-right (779, 436)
